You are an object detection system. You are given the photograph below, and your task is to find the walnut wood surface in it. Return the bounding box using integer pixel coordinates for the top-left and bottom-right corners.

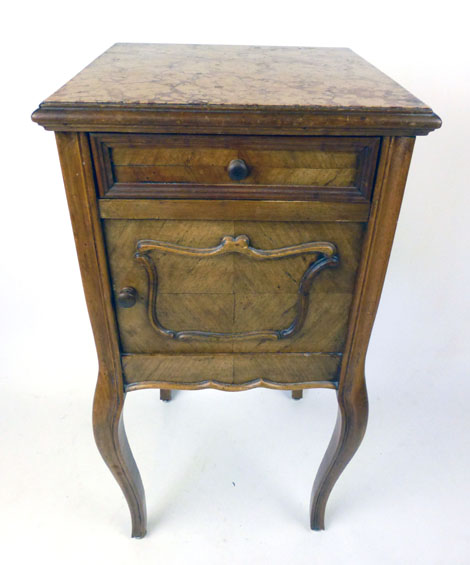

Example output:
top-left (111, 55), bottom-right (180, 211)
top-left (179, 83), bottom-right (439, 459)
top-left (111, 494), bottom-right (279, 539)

top-left (122, 353), bottom-right (340, 391)
top-left (310, 136), bottom-right (416, 529)
top-left (31, 44), bottom-right (441, 135)
top-left (91, 134), bottom-right (379, 201)
top-left (135, 235), bottom-right (338, 342)
top-left (136, 234), bottom-right (337, 259)
top-left (99, 199), bottom-right (371, 222)
top-left (104, 220), bottom-right (364, 357)
top-left (54, 132), bottom-right (146, 538)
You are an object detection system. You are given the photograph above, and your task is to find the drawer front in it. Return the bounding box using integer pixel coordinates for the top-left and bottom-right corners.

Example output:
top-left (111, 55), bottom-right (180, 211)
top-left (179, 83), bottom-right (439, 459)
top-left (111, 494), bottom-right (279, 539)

top-left (104, 219), bottom-right (365, 357)
top-left (92, 134), bottom-right (379, 202)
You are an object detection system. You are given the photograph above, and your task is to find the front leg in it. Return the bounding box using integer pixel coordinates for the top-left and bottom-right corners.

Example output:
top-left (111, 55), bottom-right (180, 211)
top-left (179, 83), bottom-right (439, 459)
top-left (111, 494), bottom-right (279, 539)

top-left (93, 371), bottom-right (147, 538)
top-left (309, 138), bottom-right (416, 528)
top-left (310, 374), bottom-right (368, 529)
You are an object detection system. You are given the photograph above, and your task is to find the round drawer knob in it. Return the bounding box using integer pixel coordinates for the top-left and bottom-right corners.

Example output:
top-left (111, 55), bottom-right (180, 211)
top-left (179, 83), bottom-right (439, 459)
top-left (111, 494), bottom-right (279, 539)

top-left (117, 287), bottom-right (137, 308)
top-left (227, 159), bottom-right (250, 181)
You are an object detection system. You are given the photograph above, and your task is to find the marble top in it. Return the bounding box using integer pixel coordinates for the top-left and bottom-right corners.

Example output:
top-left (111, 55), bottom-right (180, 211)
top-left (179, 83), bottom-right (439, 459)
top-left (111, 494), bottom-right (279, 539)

top-left (42, 43), bottom-right (429, 112)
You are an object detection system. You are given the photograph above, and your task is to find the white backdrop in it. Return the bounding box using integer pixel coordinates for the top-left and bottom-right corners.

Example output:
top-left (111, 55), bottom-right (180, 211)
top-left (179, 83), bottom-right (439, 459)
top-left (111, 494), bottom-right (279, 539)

top-left (1, 1), bottom-right (469, 564)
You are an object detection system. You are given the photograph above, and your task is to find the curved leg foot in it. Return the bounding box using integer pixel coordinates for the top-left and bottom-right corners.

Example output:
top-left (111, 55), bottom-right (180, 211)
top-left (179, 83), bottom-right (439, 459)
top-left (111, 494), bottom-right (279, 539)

top-left (310, 376), bottom-right (368, 530)
top-left (93, 372), bottom-right (147, 538)
top-left (292, 389), bottom-right (303, 400)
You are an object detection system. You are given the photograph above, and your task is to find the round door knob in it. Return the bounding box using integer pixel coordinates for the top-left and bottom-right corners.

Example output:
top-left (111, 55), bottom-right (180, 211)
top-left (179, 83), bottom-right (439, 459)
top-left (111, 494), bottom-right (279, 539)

top-left (227, 159), bottom-right (250, 181)
top-left (117, 287), bottom-right (137, 308)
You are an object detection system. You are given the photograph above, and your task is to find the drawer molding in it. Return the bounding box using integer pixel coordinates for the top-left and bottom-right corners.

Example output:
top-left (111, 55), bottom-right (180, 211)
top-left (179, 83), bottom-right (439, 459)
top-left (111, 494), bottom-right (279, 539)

top-left (134, 234), bottom-right (339, 341)
top-left (91, 134), bottom-right (380, 202)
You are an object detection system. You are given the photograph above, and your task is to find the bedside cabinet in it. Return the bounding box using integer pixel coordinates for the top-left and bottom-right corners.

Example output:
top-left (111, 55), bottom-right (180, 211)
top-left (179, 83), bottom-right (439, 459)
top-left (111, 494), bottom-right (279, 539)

top-left (32, 43), bottom-right (441, 537)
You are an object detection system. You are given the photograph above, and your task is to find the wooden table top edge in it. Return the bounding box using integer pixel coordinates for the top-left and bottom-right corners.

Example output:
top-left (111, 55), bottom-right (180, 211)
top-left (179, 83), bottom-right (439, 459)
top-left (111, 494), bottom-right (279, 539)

top-left (31, 104), bottom-right (441, 136)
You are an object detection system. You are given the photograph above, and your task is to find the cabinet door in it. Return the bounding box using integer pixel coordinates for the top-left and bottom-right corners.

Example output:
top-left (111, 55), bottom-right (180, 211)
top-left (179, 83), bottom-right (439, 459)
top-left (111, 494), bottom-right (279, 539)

top-left (104, 219), bottom-right (364, 355)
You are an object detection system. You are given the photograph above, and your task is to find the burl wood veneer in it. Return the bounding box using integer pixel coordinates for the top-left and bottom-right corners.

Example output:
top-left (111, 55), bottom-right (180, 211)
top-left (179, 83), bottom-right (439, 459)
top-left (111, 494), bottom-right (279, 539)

top-left (32, 43), bottom-right (441, 537)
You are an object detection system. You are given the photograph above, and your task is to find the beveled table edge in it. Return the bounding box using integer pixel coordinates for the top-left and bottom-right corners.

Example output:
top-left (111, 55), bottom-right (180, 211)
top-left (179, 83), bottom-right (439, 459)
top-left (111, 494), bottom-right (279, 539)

top-left (31, 104), bottom-right (442, 136)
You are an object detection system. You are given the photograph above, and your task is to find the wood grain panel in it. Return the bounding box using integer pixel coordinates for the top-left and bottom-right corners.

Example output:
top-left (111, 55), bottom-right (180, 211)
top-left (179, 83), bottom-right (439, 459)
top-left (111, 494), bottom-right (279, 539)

top-left (232, 292), bottom-right (353, 353)
top-left (114, 165), bottom-right (357, 187)
top-left (103, 219), bottom-right (364, 354)
top-left (122, 353), bottom-right (341, 390)
top-left (157, 294), bottom-right (234, 332)
top-left (113, 146), bottom-right (358, 168)
top-left (99, 199), bottom-right (371, 222)
top-left (232, 221), bottom-right (362, 293)
top-left (233, 354), bottom-right (339, 384)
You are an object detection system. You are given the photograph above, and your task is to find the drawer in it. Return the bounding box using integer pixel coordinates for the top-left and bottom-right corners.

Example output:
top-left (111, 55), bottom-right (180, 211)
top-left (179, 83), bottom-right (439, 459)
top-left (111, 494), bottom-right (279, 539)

top-left (104, 219), bottom-right (365, 358)
top-left (92, 134), bottom-right (379, 202)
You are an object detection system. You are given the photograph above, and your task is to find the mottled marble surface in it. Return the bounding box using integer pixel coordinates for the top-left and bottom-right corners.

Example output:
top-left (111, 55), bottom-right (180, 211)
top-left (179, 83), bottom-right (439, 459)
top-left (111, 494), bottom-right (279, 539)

top-left (43, 43), bottom-right (429, 111)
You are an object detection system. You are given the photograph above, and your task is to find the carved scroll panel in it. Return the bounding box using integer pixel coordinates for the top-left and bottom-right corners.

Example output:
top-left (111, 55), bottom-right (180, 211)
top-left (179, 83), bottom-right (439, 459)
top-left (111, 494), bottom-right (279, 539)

top-left (135, 234), bottom-right (339, 341)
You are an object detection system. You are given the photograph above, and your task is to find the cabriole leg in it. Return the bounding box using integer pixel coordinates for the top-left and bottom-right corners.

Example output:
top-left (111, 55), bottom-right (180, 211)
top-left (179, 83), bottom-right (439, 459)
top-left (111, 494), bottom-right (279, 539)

top-left (310, 374), bottom-right (368, 530)
top-left (310, 138), bottom-right (415, 528)
top-left (93, 372), bottom-right (147, 538)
